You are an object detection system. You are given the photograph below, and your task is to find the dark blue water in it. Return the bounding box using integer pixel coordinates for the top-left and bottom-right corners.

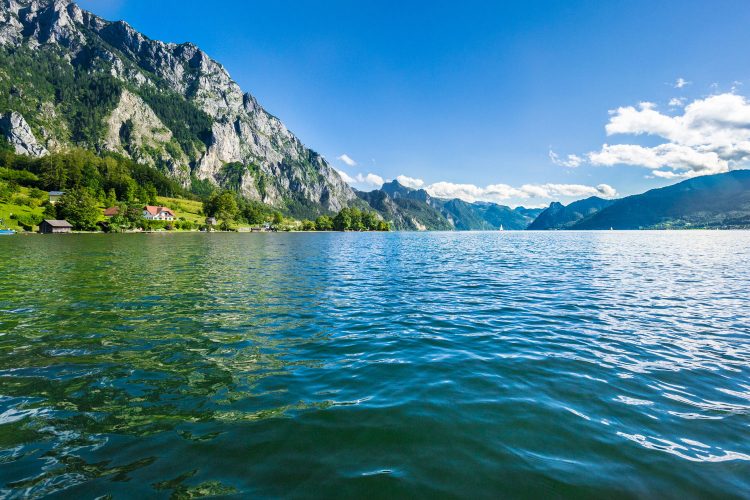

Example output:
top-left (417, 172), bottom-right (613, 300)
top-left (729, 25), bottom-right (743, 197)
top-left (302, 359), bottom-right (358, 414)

top-left (0, 232), bottom-right (749, 498)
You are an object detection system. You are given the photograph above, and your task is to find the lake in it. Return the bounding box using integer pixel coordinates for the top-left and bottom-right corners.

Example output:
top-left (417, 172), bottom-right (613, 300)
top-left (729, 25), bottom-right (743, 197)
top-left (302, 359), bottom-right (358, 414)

top-left (0, 232), bottom-right (749, 498)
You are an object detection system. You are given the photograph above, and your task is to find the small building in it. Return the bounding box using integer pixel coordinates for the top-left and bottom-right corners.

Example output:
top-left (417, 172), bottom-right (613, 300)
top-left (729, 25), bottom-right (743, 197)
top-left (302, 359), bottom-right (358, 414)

top-left (48, 191), bottom-right (65, 205)
top-left (103, 207), bottom-right (120, 217)
top-left (39, 220), bottom-right (73, 234)
top-left (206, 217), bottom-right (217, 226)
top-left (143, 206), bottom-right (176, 221)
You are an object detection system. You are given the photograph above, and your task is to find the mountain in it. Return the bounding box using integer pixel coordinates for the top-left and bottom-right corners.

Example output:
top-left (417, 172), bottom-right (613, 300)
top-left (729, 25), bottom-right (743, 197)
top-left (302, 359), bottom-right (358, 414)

top-left (360, 180), bottom-right (542, 230)
top-left (527, 196), bottom-right (614, 230)
top-left (357, 181), bottom-right (452, 230)
top-left (0, 0), bottom-right (355, 217)
top-left (570, 170), bottom-right (750, 230)
top-left (437, 199), bottom-right (541, 230)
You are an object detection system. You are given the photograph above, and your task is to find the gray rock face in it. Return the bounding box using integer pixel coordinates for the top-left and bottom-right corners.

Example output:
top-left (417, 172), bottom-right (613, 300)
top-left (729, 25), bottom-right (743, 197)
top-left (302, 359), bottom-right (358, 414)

top-left (0, 111), bottom-right (48, 156)
top-left (0, 0), bottom-right (356, 213)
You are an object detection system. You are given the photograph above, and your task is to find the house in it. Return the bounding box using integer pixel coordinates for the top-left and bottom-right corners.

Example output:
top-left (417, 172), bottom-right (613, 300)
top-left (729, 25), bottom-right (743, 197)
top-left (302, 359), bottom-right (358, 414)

top-left (48, 191), bottom-right (65, 204)
top-left (206, 217), bottom-right (217, 226)
top-left (143, 206), bottom-right (176, 221)
top-left (39, 220), bottom-right (73, 234)
top-left (103, 207), bottom-right (120, 217)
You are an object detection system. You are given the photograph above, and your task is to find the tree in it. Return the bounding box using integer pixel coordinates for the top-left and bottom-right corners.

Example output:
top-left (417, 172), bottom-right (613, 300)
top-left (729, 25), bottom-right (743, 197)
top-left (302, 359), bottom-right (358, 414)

top-left (243, 201), bottom-right (269, 225)
top-left (216, 193), bottom-right (239, 223)
top-left (56, 187), bottom-right (100, 230)
top-left (333, 208), bottom-right (352, 231)
top-left (110, 203), bottom-right (143, 230)
top-left (349, 208), bottom-right (364, 231)
top-left (362, 211), bottom-right (379, 231)
top-left (124, 178), bottom-right (139, 202)
top-left (39, 155), bottom-right (67, 191)
top-left (272, 211), bottom-right (284, 226)
top-left (203, 191), bottom-right (239, 225)
top-left (42, 201), bottom-right (58, 220)
top-left (301, 220), bottom-right (316, 231)
top-left (105, 188), bottom-right (117, 207)
top-left (315, 215), bottom-right (334, 231)
top-left (143, 184), bottom-right (158, 205)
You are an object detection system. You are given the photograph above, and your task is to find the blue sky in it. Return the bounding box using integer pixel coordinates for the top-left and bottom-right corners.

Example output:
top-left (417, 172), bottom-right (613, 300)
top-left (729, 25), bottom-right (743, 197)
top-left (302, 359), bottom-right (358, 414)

top-left (79, 0), bottom-right (750, 206)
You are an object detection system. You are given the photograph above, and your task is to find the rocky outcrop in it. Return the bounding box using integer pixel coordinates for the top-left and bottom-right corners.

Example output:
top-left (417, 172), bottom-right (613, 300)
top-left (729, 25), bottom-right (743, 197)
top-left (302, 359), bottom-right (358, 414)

top-left (0, 111), bottom-right (48, 156)
top-left (102, 90), bottom-right (190, 183)
top-left (0, 0), bottom-right (356, 214)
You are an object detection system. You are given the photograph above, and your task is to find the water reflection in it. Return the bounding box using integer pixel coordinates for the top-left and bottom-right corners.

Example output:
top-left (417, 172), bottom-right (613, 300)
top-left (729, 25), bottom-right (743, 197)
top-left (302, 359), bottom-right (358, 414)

top-left (0, 232), bottom-right (749, 497)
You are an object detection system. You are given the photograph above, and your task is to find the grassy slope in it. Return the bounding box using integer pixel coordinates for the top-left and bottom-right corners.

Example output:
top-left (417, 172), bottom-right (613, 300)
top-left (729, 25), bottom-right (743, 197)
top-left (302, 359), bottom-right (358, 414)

top-left (0, 186), bottom-right (45, 231)
top-left (156, 196), bottom-right (204, 224)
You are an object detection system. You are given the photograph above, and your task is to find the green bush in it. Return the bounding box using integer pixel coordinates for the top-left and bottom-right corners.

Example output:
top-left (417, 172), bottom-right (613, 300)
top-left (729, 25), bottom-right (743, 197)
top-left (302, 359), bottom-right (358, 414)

top-left (0, 167), bottom-right (39, 187)
top-left (11, 195), bottom-right (37, 208)
top-left (15, 213), bottom-right (42, 231)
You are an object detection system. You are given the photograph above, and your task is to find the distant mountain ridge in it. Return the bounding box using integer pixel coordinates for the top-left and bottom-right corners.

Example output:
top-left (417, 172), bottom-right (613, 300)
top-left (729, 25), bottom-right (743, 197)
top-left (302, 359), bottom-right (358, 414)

top-left (359, 180), bottom-right (542, 231)
top-left (569, 170), bottom-right (750, 230)
top-left (528, 196), bottom-right (614, 230)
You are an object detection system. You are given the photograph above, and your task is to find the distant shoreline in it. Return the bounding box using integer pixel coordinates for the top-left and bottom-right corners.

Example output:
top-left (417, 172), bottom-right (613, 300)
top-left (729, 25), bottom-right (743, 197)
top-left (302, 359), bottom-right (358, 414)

top-left (9, 228), bottom-right (749, 236)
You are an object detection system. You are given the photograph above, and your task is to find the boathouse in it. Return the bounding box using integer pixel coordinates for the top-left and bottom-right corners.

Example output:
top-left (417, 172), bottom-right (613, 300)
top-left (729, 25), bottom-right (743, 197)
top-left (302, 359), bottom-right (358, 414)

top-left (39, 220), bottom-right (73, 234)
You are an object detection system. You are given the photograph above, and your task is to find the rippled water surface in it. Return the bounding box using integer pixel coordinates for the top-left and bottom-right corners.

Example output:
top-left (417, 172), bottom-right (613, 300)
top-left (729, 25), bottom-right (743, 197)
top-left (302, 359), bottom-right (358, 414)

top-left (1, 232), bottom-right (749, 498)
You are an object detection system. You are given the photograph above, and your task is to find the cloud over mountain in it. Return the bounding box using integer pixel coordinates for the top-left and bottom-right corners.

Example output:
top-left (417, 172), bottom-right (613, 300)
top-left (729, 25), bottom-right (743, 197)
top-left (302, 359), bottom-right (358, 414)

top-left (336, 169), bottom-right (384, 189)
top-left (587, 93), bottom-right (750, 178)
top-left (397, 179), bottom-right (616, 204)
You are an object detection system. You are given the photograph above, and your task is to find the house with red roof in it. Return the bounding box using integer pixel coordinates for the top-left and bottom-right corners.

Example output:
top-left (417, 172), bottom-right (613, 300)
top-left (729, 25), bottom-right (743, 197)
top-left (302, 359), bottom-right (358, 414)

top-left (103, 207), bottom-right (120, 217)
top-left (143, 206), bottom-right (176, 221)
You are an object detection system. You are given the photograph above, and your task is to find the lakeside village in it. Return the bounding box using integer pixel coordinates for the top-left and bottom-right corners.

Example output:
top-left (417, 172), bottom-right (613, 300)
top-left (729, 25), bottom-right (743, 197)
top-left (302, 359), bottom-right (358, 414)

top-left (1, 189), bottom-right (391, 235)
top-left (0, 149), bottom-right (390, 235)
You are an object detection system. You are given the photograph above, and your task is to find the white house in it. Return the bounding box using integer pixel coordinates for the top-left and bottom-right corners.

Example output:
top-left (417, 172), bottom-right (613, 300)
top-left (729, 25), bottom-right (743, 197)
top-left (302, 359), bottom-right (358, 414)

top-left (48, 191), bottom-right (64, 204)
top-left (143, 206), bottom-right (176, 221)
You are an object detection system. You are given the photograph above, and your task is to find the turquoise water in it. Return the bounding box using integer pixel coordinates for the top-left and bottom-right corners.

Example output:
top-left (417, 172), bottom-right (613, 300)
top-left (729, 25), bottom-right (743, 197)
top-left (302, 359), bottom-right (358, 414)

top-left (0, 232), bottom-right (749, 498)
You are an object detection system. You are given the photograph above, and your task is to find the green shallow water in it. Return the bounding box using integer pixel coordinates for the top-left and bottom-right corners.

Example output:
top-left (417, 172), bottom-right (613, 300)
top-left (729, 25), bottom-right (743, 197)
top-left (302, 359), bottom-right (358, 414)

top-left (0, 232), bottom-right (749, 498)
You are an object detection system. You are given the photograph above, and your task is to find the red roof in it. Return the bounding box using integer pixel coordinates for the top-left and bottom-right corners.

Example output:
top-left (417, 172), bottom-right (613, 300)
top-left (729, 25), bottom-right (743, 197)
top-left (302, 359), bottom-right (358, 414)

top-left (103, 207), bottom-right (120, 217)
top-left (144, 206), bottom-right (175, 216)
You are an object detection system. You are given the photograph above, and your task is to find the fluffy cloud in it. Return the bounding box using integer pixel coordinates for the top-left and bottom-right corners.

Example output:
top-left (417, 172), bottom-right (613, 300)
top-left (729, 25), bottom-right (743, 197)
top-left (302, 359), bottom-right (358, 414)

top-left (337, 154), bottom-right (357, 167)
top-left (588, 93), bottom-right (750, 178)
top-left (423, 181), bottom-right (616, 204)
top-left (549, 150), bottom-right (584, 168)
top-left (396, 175), bottom-right (425, 189)
top-left (336, 169), bottom-right (384, 189)
top-left (669, 97), bottom-right (686, 107)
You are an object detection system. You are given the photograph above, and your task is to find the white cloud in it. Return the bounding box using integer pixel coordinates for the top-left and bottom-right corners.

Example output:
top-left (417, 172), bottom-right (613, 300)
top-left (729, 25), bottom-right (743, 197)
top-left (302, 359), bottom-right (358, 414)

top-left (588, 92), bottom-right (750, 177)
top-left (549, 150), bottom-right (584, 168)
top-left (343, 171), bottom-right (616, 205)
top-left (337, 154), bottom-right (357, 167)
top-left (361, 173), bottom-right (385, 187)
top-left (336, 169), bottom-right (356, 184)
top-left (674, 78), bottom-right (691, 89)
top-left (589, 144), bottom-right (726, 174)
top-left (669, 97), bottom-right (686, 107)
top-left (336, 169), bottom-right (384, 189)
top-left (424, 181), bottom-right (616, 204)
top-left (396, 175), bottom-right (425, 189)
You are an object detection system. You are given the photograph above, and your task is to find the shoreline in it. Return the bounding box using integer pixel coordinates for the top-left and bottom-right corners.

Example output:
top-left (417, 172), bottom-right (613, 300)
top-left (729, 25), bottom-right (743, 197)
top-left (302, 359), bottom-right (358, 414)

top-left (7, 228), bottom-right (750, 236)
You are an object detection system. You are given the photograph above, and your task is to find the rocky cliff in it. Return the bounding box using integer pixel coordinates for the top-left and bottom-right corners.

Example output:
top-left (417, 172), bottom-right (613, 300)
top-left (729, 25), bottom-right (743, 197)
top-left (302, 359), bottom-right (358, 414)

top-left (0, 0), bottom-right (356, 215)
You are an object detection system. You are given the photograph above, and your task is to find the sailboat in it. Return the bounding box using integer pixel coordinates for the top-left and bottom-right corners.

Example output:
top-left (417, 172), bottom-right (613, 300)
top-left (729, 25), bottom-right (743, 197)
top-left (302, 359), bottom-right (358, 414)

top-left (499, 225), bottom-right (505, 231)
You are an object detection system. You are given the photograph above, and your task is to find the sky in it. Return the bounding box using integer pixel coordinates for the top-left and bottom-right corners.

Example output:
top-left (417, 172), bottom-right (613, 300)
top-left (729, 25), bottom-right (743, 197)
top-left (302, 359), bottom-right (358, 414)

top-left (79, 0), bottom-right (750, 207)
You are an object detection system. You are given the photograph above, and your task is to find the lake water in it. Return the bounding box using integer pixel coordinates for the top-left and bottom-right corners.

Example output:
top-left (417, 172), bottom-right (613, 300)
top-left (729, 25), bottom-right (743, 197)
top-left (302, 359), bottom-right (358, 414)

top-left (0, 232), bottom-right (749, 498)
